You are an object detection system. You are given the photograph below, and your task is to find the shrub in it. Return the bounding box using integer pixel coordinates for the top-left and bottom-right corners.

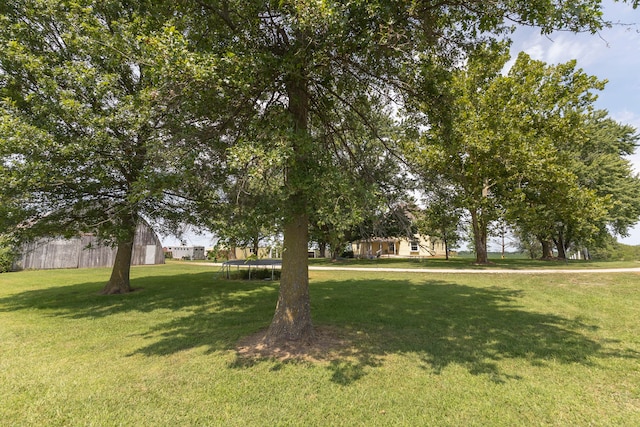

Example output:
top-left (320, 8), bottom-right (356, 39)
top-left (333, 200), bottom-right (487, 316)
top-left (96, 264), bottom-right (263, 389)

top-left (0, 245), bottom-right (16, 273)
top-left (591, 242), bottom-right (640, 261)
top-left (341, 250), bottom-right (354, 258)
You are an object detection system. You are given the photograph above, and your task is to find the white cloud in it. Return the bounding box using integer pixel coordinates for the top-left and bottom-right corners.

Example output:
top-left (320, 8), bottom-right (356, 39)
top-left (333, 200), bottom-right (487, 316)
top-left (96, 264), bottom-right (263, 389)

top-left (523, 33), bottom-right (600, 65)
top-left (510, 0), bottom-right (640, 71)
top-left (612, 110), bottom-right (640, 130)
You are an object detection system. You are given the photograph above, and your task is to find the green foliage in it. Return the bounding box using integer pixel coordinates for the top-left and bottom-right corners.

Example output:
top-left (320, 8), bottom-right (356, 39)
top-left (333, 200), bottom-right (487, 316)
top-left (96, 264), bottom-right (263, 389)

top-left (0, 241), bottom-right (15, 273)
top-left (2, 1), bottom-right (621, 244)
top-left (166, 0), bottom-right (618, 256)
top-left (512, 228), bottom-right (544, 259)
top-left (590, 240), bottom-right (640, 261)
top-left (408, 44), bottom-right (639, 263)
top-left (495, 52), bottom-right (610, 257)
top-left (0, 0), bottom-right (216, 245)
top-left (417, 188), bottom-right (464, 257)
top-left (501, 56), bottom-right (638, 254)
top-left (407, 42), bottom-right (517, 263)
top-left (573, 111), bottom-right (640, 238)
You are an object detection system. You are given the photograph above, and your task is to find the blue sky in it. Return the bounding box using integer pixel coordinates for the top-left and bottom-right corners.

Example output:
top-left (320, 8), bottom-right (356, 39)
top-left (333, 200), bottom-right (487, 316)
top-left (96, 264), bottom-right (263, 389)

top-left (163, 2), bottom-right (640, 248)
top-left (509, 0), bottom-right (640, 245)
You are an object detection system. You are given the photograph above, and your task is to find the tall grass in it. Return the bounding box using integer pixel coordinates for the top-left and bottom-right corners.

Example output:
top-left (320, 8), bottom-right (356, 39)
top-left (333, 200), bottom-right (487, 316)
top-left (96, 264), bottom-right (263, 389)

top-left (1, 264), bottom-right (639, 425)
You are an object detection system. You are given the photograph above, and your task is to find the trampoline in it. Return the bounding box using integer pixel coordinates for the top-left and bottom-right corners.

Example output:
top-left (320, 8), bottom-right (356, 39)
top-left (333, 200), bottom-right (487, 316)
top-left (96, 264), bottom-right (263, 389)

top-left (221, 259), bottom-right (282, 280)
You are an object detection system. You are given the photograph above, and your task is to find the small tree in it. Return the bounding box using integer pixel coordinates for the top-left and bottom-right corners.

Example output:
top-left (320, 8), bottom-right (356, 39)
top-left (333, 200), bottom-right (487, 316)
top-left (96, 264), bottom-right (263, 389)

top-left (418, 188), bottom-right (463, 260)
top-left (0, 236), bottom-right (16, 273)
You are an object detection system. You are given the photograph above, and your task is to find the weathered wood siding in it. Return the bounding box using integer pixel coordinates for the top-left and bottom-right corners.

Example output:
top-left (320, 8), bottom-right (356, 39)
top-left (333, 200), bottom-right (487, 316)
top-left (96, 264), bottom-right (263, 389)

top-left (17, 223), bottom-right (165, 270)
top-left (19, 238), bottom-right (82, 269)
top-left (130, 222), bottom-right (165, 266)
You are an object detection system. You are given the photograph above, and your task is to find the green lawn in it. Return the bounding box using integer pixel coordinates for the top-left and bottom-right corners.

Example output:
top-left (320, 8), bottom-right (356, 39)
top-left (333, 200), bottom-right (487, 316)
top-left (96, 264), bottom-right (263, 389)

top-left (308, 255), bottom-right (640, 270)
top-left (1, 264), bottom-right (639, 426)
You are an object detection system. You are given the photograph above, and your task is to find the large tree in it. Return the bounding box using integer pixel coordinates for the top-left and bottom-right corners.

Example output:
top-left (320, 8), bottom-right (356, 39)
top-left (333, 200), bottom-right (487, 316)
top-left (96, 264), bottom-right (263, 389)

top-left (165, 1), bottom-right (418, 343)
top-left (172, 1), bottom-right (619, 343)
top-left (572, 111), bottom-right (640, 242)
top-left (507, 110), bottom-right (640, 258)
top-left (408, 47), bottom-right (619, 263)
top-left (499, 55), bottom-right (639, 258)
top-left (0, 1), bottom-right (221, 293)
top-left (406, 43), bottom-right (514, 264)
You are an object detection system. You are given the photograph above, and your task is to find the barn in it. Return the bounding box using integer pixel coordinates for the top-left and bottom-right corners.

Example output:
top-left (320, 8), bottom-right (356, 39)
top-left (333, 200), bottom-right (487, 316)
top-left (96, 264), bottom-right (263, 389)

top-left (15, 223), bottom-right (165, 270)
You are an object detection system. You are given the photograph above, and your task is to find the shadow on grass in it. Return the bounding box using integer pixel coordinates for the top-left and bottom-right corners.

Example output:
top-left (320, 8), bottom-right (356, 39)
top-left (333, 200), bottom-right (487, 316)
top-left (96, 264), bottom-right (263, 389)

top-left (0, 271), bottom-right (279, 355)
top-left (311, 280), bottom-right (612, 384)
top-left (1, 273), bottom-right (635, 384)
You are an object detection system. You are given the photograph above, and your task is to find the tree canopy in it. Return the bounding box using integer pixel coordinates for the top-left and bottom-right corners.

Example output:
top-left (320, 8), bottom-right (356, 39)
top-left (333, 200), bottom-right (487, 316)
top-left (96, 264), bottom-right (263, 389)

top-left (0, 0), bottom-right (221, 293)
top-left (407, 43), bottom-right (639, 263)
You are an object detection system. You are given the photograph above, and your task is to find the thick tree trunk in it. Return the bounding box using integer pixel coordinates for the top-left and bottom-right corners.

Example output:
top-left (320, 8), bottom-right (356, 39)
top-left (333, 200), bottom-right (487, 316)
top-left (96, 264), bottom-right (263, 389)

top-left (319, 242), bottom-right (327, 258)
top-left (554, 237), bottom-right (567, 260)
top-left (470, 209), bottom-right (489, 264)
top-left (265, 54), bottom-right (314, 344)
top-left (100, 224), bottom-right (136, 295)
top-left (540, 238), bottom-right (554, 259)
top-left (471, 179), bottom-right (491, 264)
top-left (266, 211), bottom-right (313, 344)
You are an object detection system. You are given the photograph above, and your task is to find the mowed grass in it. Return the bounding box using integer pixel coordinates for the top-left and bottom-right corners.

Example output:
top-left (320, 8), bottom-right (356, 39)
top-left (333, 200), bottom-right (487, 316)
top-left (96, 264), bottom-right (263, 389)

top-left (308, 255), bottom-right (640, 270)
top-left (1, 264), bottom-right (639, 426)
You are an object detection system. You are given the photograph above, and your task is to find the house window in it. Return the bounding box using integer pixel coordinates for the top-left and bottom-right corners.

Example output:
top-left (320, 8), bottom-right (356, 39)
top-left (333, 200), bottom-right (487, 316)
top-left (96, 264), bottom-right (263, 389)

top-left (388, 242), bottom-right (395, 253)
top-left (410, 241), bottom-right (419, 252)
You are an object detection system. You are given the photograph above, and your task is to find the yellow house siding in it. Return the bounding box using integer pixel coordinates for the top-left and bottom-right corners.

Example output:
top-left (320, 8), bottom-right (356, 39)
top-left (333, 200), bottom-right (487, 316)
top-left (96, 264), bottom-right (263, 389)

top-left (352, 235), bottom-right (448, 258)
top-left (234, 246), bottom-right (279, 260)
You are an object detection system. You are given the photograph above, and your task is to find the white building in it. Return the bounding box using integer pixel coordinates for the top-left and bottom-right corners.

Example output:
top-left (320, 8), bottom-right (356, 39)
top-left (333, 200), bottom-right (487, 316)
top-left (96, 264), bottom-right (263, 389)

top-left (165, 245), bottom-right (206, 260)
